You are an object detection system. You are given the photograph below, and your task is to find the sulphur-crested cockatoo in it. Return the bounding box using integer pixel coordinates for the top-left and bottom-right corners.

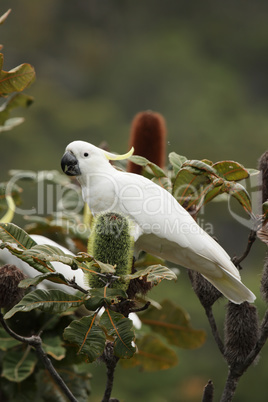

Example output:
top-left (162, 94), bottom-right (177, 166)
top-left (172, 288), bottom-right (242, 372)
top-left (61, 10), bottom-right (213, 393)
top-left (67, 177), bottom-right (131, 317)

top-left (61, 141), bottom-right (255, 304)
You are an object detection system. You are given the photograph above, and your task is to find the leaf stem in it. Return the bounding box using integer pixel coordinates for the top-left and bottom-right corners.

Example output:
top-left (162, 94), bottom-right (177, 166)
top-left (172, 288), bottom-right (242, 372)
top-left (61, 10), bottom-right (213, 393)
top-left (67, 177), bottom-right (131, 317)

top-left (205, 306), bottom-right (224, 356)
top-left (101, 353), bottom-right (119, 402)
top-left (232, 229), bottom-right (257, 268)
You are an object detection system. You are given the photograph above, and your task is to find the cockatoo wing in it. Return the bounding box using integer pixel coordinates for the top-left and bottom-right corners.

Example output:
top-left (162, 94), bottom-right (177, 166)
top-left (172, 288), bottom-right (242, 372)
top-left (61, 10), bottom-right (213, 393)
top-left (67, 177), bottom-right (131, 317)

top-left (115, 171), bottom-right (255, 304)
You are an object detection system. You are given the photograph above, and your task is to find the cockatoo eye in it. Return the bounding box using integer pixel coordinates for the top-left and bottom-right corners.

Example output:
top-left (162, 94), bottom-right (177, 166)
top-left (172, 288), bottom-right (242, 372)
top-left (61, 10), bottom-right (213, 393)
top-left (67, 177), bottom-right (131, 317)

top-left (84, 152), bottom-right (89, 157)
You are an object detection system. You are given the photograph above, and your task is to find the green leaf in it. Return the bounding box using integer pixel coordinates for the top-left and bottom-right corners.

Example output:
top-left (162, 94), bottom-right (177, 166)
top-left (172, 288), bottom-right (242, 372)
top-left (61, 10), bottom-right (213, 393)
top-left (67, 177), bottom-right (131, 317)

top-left (0, 223), bottom-right (55, 273)
top-left (100, 308), bottom-right (136, 359)
top-left (168, 152), bottom-right (188, 175)
top-left (0, 326), bottom-right (21, 350)
top-left (0, 93), bottom-right (34, 125)
top-left (140, 299), bottom-right (206, 349)
top-left (172, 168), bottom-right (211, 206)
top-left (121, 334), bottom-right (178, 371)
top-left (85, 287), bottom-right (127, 311)
top-left (2, 348), bottom-right (37, 382)
top-left (225, 181), bottom-right (252, 214)
top-left (63, 313), bottom-right (106, 362)
top-left (129, 155), bottom-right (167, 178)
top-left (0, 226), bottom-right (55, 274)
top-left (0, 222), bottom-right (36, 249)
top-left (42, 335), bottom-right (66, 361)
top-left (134, 253), bottom-right (166, 268)
top-left (125, 264), bottom-right (177, 285)
top-left (212, 160), bottom-right (249, 181)
top-left (4, 289), bottom-right (86, 319)
top-left (0, 53), bottom-right (36, 96)
top-left (182, 159), bottom-right (217, 176)
top-left (18, 272), bottom-right (70, 289)
top-left (263, 201), bottom-right (268, 221)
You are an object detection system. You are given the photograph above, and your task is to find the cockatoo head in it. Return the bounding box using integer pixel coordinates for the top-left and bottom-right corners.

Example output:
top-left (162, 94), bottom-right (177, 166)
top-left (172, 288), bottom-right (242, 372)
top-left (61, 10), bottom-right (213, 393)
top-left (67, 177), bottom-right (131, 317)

top-left (61, 140), bottom-right (134, 176)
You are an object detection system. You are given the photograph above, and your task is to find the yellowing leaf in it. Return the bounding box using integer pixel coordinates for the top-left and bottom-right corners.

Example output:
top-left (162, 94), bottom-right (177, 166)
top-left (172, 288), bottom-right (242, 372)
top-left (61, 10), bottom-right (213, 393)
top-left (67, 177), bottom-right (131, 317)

top-left (140, 299), bottom-right (206, 349)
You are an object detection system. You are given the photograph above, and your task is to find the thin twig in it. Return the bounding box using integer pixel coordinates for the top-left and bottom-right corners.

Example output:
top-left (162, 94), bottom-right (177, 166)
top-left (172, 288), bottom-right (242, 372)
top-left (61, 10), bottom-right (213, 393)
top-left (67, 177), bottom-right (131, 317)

top-left (0, 313), bottom-right (78, 402)
top-left (129, 301), bottom-right (151, 313)
top-left (232, 230), bottom-right (257, 268)
top-left (205, 306), bottom-right (225, 356)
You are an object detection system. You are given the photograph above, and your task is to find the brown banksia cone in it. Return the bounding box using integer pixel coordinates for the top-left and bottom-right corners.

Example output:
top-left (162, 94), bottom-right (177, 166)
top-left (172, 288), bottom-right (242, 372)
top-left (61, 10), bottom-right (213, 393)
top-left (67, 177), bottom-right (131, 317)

top-left (258, 150), bottom-right (268, 204)
top-left (188, 270), bottom-right (222, 308)
top-left (127, 111), bottom-right (167, 174)
top-left (224, 301), bottom-right (259, 367)
top-left (0, 264), bottom-right (26, 310)
top-left (260, 250), bottom-right (268, 303)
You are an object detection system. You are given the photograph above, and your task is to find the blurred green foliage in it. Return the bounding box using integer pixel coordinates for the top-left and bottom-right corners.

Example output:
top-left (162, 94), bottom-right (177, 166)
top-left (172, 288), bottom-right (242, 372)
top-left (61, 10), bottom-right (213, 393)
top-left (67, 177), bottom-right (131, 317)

top-left (1, 1), bottom-right (268, 401)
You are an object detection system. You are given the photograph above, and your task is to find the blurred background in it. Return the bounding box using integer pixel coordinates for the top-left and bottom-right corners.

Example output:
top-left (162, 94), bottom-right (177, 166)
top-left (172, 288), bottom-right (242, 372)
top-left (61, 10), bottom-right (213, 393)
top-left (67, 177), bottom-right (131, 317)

top-left (1, 1), bottom-right (268, 401)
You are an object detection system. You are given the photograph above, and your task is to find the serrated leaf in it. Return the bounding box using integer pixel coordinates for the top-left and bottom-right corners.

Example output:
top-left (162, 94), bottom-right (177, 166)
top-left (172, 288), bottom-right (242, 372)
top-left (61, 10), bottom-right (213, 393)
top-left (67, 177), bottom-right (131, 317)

top-left (182, 159), bottom-right (217, 176)
top-left (168, 152), bottom-right (188, 175)
top-left (85, 287), bottom-right (127, 311)
top-left (226, 181), bottom-right (252, 214)
top-left (213, 160), bottom-right (249, 181)
top-left (19, 272), bottom-right (69, 289)
top-left (63, 313), bottom-right (106, 362)
top-left (172, 168), bottom-right (211, 206)
top-left (125, 264), bottom-right (177, 285)
top-left (129, 155), bottom-right (167, 178)
top-left (4, 289), bottom-right (86, 319)
top-left (0, 222), bottom-right (36, 249)
top-left (0, 326), bottom-right (21, 350)
top-left (2, 348), bottom-right (37, 382)
top-left (100, 309), bottom-right (136, 359)
top-left (0, 53), bottom-right (35, 96)
top-left (140, 299), bottom-right (206, 349)
top-left (121, 333), bottom-right (178, 371)
top-left (0, 223), bottom-right (55, 273)
top-left (152, 176), bottom-right (172, 192)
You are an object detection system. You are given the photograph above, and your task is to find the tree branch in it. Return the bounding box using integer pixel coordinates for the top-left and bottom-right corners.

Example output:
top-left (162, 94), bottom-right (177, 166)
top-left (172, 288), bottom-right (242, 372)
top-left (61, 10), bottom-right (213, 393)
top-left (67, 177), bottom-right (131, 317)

top-left (232, 229), bottom-right (257, 268)
top-left (0, 313), bottom-right (78, 402)
top-left (205, 306), bottom-right (225, 356)
top-left (102, 355), bottom-right (119, 402)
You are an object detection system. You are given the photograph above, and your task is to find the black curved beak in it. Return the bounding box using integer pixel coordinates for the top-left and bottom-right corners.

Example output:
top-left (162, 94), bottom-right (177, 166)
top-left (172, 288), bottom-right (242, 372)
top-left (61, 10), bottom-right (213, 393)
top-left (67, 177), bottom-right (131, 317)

top-left (61, 151), bottom-right (81, 176)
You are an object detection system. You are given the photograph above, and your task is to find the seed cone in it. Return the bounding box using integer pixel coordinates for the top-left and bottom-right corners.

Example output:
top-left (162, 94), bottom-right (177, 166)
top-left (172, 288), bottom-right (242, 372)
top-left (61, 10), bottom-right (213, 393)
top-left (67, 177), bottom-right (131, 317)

top-left (224, 301), bottom-right (259, 367)
top-left (127, 110), bottom-right (167, 174)
top-left (188, 270), bottom-right (222, 308)
top-left (0, 264), bottom-right (26, 309)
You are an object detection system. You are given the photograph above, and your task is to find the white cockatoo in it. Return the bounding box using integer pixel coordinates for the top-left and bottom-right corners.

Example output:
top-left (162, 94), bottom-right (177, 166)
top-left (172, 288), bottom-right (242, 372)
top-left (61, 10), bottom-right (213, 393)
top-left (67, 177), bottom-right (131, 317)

top-left (61, 140), bottom-right (256, 304)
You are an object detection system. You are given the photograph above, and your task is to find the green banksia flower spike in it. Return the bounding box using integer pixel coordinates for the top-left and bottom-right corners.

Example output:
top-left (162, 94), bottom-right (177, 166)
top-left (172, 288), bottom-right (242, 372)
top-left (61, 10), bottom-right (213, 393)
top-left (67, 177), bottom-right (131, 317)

top-left (0, 264), bottom-right (26, 310)
top-left (87, 212), bottom-right (134, 290)
top-left (127, 110), bottom-right (167, 175)
top-left (224, 301), bottom-right (259, 367)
